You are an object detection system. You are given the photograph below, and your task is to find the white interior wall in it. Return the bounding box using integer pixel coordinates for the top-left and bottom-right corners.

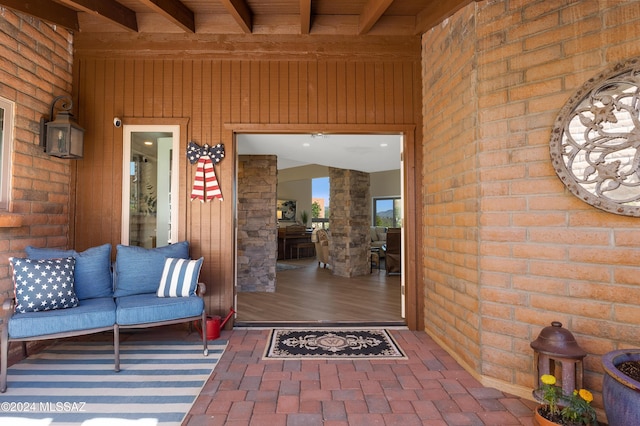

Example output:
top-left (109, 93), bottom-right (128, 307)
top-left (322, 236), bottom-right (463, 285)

top-left (371, 170), bottom-right (401, 197)
top-left (278, 179), bottom-right (312, 225)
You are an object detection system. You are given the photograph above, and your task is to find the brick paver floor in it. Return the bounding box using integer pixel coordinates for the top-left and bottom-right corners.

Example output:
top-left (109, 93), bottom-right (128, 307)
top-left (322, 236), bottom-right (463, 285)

top-left (183, 329), bottom-right (538, 425)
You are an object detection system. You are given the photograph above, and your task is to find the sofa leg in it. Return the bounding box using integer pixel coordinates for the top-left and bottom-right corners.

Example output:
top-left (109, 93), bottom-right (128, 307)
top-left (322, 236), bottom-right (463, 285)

top-left (201, 311), bottom-right (208, 357)
top-left (1, 326), bottom-right (7, 393)
top-left (114, 325), bottom-right (120, 372)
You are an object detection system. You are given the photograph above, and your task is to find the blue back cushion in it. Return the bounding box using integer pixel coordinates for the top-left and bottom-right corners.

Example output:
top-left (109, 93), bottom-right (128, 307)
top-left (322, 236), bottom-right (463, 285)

top-left (114, 241), bottom-right (190, 297)
top-left (25, 244), bottom-right (113, 300)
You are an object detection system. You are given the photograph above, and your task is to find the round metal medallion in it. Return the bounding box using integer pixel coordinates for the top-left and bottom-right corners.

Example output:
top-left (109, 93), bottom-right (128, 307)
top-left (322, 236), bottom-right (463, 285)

top-left (550, 57), bottom-right (640, 217)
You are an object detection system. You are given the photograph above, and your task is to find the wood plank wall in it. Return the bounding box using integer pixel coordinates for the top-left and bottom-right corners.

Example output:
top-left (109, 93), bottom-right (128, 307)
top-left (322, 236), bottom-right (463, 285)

top-left (72, 35), bottom-right (423, 327)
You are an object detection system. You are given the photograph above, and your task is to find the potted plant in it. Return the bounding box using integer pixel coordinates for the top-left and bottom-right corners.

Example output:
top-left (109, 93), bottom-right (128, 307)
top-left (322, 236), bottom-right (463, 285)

top-left (300, 210), bottom-right (309, 227)
top-left (534, 374), bottom-right (598, 426)
top-left (602, 349), bottom-right (640, 426)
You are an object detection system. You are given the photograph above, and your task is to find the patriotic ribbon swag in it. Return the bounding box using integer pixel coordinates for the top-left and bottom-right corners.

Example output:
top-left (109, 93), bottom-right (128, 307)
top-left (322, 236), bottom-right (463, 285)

top-left (187, 141), bottom-right (225, 202)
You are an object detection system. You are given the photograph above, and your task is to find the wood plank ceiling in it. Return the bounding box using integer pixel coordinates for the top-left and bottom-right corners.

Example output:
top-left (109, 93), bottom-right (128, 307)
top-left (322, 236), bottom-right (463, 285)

top-left (0, 0), bottom-right (474, 37)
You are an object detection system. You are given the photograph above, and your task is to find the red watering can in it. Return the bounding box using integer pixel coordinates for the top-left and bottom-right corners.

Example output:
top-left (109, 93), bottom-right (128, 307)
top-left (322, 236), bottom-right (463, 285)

top-left (196, 307), bottom-right (235, 340)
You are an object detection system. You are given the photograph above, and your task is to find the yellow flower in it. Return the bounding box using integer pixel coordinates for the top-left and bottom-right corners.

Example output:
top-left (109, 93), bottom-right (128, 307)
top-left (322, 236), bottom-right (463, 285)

top-left (578, 389), bottom-right (593, 403)
top-left (541, 374), bottom-right (556, 385)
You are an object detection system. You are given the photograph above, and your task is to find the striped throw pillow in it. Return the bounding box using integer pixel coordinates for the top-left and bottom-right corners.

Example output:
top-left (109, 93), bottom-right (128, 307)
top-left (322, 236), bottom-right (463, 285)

top-left (157, 257), bottom-right (203, 297)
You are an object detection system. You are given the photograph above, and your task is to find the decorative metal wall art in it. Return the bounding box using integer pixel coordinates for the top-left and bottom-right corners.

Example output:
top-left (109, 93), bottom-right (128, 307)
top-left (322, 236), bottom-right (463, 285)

top-left (550, 58), bottom-right (640, 217)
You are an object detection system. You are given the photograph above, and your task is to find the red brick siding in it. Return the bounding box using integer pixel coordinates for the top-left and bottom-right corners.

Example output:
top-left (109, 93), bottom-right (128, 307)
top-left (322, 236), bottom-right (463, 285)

top-left (422, 4), bottom-right (481, 372)
top-left (422, 0), bottom-right (640, 408)
top-left (0, 10), bottom-right (74, 298)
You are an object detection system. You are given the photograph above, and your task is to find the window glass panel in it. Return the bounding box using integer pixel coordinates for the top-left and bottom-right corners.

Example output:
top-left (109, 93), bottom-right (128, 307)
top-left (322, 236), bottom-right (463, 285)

top-left (374, 197), bottom-right (402, 228)
top-left (311, 177), bottom-right (330, 229)
top-left (393, 198), bottom-right (402, 227)
top-left (0, 97), bottom-right (14, 210)
top-left (0, 106), bottom-right (4, 173)
top-left (122, 125), bottom-right (179, 246)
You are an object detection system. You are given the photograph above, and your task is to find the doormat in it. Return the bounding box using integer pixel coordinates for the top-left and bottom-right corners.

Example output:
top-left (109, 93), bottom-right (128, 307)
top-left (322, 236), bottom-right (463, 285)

top-left (263, 329), bottom-right (407, 360)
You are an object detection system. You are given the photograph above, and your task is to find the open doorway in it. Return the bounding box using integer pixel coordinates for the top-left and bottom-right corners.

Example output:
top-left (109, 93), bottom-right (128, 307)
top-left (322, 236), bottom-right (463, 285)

top-left (234, 133), bottom-right (404, 324)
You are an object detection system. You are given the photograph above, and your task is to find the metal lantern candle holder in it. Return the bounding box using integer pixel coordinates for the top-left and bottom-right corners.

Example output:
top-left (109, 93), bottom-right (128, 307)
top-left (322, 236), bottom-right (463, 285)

top-left (531, 321), bottom-right (587, 397)
top-left (39, 95), bottom-right (84, 159)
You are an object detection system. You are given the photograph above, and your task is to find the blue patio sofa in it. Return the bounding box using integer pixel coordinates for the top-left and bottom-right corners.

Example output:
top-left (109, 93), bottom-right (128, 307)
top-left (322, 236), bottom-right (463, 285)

top-left (0, 241), bottom-right (208, 393)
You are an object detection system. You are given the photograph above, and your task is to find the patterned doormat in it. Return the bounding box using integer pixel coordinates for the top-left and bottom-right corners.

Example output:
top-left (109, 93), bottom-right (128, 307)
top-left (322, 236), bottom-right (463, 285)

top-left (263, 329), bottom-right (407, 360)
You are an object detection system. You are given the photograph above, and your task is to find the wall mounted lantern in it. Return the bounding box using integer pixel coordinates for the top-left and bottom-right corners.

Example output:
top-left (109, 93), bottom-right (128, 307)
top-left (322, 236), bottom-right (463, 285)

top-left (39, 95), bottom-right (84, 159)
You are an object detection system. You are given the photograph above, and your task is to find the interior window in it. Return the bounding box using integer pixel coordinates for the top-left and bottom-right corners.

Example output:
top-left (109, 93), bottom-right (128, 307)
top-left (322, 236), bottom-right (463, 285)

top-left (0, 97), bottom-right (14, 210)
top-left (311, 177), bottom-right (329, 229)
top-left (374, 197), bottom-right (402, 228)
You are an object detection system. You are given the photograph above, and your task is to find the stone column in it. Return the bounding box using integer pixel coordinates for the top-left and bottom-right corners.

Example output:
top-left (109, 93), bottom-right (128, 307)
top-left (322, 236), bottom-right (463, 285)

top-left (329, 167), bottom-right (371, 277)
top-left (237, 155), bottom-right (278, 292)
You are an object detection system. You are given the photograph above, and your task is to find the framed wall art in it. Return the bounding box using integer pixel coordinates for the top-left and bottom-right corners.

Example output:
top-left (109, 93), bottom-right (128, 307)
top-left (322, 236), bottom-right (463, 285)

top-left (277, 199), bottom-right (297, 221)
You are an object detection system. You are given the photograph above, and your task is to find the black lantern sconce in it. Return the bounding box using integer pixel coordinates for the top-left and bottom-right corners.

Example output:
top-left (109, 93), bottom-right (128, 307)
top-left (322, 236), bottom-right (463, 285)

top-left (39, 95), bottom-right (84, 159)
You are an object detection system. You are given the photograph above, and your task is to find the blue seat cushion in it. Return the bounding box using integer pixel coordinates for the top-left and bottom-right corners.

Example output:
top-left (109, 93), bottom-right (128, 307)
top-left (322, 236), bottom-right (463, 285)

top-left (115, 294), bottom-right (204, 326)
top-left (114, 241), bottom-right (190, 297)
top-left (25, 244), bottom-right (113, 300)
top-left (8, 297), bottom-right (116, 339)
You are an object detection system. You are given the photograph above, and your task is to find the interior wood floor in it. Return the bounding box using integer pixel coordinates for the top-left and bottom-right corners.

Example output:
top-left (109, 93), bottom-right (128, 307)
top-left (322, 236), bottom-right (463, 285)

top-left (236, 257), bottom-right (404, 325)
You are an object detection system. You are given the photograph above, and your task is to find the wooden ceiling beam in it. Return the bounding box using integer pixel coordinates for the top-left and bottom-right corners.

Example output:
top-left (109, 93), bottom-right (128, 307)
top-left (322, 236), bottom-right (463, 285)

top-left (0, 0), bottom-right (79, 31)
top-left (219, 0), bottom-right (252, 34)
top-left (138, 0), bottom-right (195, 33)
top-left (415, 0), bottom-right (473, 34)
top-left (358, 0), bottom-right (393, 35)
top-left (56, 0), bottom-right (137, 32)
top-left (300, 0), bottom-right (311, 35)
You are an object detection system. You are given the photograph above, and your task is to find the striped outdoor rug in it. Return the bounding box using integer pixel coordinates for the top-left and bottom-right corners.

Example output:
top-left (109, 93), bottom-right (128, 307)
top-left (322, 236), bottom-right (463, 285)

top-left (0, 338), bottom-right (227, 425)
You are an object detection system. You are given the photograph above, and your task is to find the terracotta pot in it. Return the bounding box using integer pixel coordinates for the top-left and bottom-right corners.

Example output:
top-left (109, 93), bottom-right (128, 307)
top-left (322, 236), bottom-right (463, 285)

top-left (602, 349), bottom-right (640, 426)
top-left (533, 406), bottom-right (561, 426)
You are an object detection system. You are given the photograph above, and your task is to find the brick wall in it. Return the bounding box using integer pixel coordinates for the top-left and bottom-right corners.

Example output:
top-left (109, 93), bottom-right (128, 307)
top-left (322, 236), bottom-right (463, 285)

top-left (0, 10), bottom-right (74, 298)
top-left (422, 3), bottom-right (481, 373)
top-left (423, 0), bottom-right (640, 409)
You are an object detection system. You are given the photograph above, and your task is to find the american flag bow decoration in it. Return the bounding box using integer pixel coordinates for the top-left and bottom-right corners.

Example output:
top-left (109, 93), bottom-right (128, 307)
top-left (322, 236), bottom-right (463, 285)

top-left (187, 141), bottom-right (225, 202)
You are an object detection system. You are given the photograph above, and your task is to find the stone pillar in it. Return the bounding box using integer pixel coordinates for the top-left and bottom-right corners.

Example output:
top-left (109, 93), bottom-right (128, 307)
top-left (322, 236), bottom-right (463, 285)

top-left (329, 167), bottom-right (371, 277)
top-left (237, 155), bottom-right (278, 292)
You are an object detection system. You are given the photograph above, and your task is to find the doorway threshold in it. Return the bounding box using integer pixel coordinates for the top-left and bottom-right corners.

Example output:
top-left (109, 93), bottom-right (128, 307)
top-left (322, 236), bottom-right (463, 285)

top-left (234, 320), bottom-right (407, 329)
